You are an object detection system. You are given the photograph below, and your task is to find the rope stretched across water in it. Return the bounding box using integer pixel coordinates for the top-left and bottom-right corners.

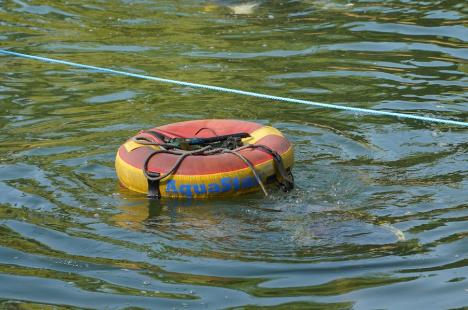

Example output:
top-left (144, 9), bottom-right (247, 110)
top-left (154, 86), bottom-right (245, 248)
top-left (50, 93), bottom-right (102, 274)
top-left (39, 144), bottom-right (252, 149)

top-left (1, 49), bottom-right (467, 127)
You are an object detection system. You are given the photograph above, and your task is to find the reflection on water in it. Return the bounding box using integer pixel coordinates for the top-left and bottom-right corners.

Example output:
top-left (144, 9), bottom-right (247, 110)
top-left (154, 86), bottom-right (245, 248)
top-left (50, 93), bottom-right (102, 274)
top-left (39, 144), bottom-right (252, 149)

top-left (207, 0), bottom-right (355, 15)
top-left (0, 0), bottom-right (467, 308)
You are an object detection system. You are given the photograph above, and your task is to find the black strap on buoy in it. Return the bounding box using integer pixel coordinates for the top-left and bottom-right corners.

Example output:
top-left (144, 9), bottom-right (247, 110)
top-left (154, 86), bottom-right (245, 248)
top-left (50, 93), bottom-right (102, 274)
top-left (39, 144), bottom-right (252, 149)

top-left (247, 144), bottom-right (294, 192)
top-left (143, 150), bottom-right (164, 199)
top-left (146, 172), bottom-right (161, 199)
top-left (143, 130), bottom-right (250, 150)
top-left (145, 130), bottom-right (170, 143)
top-left (185, 132), bottom-right (250, 146)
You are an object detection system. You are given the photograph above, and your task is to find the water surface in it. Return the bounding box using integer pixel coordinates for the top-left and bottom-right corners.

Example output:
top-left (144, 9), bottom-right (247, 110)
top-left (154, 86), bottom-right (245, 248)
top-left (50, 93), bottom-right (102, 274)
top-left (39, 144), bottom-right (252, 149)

top-left (0, 0), bottom-right (467, 309)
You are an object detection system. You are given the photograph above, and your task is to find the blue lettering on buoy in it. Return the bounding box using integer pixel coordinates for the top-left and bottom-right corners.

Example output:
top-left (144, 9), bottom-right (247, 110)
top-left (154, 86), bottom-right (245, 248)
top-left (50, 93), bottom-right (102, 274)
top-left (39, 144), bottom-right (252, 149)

top-left (193, 184), bottom-right (207, 194)
top-left (221, 177), bottom-right (232, 192)
top-left (208, 183), bottom-right (220, 193)
top-left (179, 184), bottom-right (192, 198)
top-left (165, 176), bottom-right (258, 197)
top-left (166, 180), bottom-right (177, 193)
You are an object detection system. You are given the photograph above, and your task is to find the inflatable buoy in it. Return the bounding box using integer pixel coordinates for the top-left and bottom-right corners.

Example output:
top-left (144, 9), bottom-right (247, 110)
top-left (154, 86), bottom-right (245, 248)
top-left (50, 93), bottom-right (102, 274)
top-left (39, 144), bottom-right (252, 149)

top-left (115, 119), bottom-right (294, 199)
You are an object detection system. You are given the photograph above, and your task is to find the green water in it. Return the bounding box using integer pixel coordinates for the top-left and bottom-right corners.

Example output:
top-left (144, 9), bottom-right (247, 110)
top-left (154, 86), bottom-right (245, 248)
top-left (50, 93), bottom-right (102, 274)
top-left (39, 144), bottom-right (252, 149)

top-left (0, 0), bottom-right (467, 309)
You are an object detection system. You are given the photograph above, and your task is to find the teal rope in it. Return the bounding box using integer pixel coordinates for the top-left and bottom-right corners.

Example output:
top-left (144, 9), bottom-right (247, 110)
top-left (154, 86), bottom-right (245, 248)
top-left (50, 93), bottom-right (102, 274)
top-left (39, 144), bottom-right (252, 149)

top-left (1, 49), bottom-right (467, 127)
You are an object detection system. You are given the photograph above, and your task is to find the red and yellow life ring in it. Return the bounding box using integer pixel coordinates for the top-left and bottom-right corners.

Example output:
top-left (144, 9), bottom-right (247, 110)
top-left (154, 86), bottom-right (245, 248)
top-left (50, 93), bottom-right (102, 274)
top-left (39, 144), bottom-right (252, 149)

top-left (115, 119), bottom-right (294, 198)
